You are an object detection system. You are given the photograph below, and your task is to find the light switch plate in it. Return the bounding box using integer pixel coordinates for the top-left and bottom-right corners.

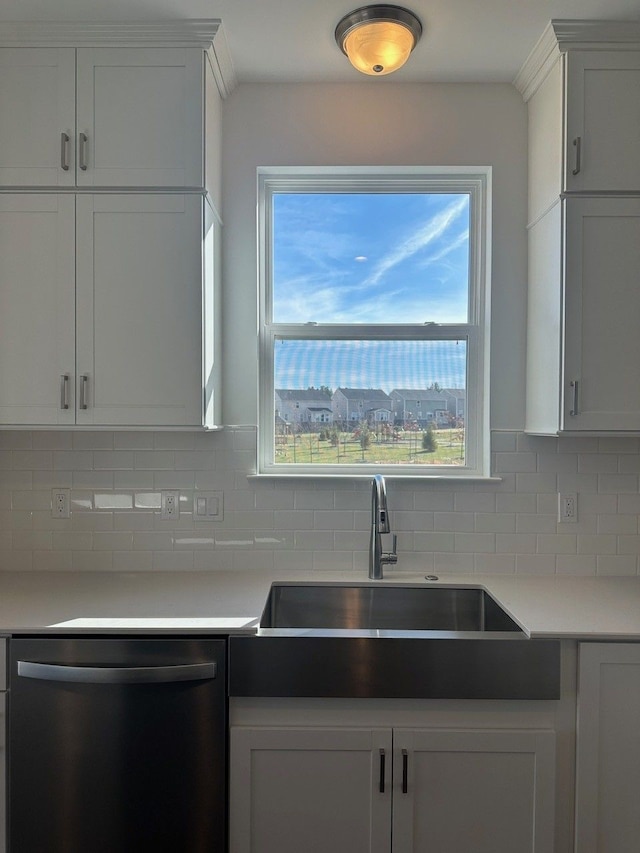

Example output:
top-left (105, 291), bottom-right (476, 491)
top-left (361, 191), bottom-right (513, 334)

top-left (194, 491), bottom-right (223, 522)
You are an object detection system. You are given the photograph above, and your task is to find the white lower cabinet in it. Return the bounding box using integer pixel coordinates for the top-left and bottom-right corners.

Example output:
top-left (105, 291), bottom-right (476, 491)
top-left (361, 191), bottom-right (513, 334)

top-left (230, 726), bottom-right (556, 853)
top-left (575, 643), bottom-right (640, 853)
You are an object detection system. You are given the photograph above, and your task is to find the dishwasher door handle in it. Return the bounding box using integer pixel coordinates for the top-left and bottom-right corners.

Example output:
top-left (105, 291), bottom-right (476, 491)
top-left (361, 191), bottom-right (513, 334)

top-left (17, 660), bottom-right (216, 684)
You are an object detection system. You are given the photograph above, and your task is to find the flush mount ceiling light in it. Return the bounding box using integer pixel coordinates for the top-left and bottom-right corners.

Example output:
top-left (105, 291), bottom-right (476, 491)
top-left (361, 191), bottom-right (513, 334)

top-left (335, 4), bottom-right (422, 76)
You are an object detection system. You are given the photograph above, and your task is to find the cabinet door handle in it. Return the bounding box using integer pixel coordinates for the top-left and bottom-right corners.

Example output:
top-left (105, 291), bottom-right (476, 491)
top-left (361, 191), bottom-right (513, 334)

top-left (60, 374), bottom-right (70, 410)
top-left (402, 749), bottom-right (409, 794)
top-left (60, 133), bottom-right (70, 171)
top-left (379, 749), bottom-right (386, 793)
top-left (79, 132), bottom-right (88, 171)
top-left (572, 137), bottom-right (582, 176)
top-left (570, 380), bottom-right (579, 416)
top-left (79, 374), bottom-right (89, 410)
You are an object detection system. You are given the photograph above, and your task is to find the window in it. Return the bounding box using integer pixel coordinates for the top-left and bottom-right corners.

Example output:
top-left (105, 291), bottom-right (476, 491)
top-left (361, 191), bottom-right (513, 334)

top-left (258, 167), bottom-right (491, 477)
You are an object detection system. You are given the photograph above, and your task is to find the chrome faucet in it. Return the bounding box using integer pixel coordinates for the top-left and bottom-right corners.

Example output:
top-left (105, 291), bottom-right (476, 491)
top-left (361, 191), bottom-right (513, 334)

top-left (369, 474), bottom-right (398, 579)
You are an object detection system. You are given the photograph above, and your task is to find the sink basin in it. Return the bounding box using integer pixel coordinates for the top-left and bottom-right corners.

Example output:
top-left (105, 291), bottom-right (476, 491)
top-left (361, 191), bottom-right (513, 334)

top-left (229, 582), bottom-right (561, 701)
top-left (260, 583), bottom-right (521, 633)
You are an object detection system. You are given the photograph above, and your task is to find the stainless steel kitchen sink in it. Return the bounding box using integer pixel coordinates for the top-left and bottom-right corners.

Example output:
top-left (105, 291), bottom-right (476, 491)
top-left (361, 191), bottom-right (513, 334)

top-left (229, 582), bottom-right (561, 701)
top-left (260, 583), bottom-right (521, 633)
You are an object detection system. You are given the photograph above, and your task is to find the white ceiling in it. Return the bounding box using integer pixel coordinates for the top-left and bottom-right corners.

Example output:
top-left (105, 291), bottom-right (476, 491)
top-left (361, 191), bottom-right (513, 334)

top-left (1, 0), bottom-right (640, 83)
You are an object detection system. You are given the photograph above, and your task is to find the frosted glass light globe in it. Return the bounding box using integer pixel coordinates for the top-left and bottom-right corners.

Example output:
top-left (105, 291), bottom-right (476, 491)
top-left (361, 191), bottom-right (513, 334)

top-left (343, 20), bottom-right (415, 75)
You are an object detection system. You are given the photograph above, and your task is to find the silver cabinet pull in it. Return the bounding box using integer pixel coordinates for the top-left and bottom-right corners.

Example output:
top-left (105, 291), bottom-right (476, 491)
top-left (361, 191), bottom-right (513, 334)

top-left (402, 749), bottom-right (409, 793)
top-left (570, 380), bottom-right (579, 416)
top-left (572, 137), bottom-right (582, 176)
top-left (60, 374), bottom-right (69, 410)
top-left (78, 132), bottom-right (88, 171)
top-left (17, 660), bottom-right (216, 685)
top-left (79, 374), bottom-right (89, 410)
top-left (379, 749), bottom-right (386, 793)
top-left (60, 133), bottom-right (70, 171)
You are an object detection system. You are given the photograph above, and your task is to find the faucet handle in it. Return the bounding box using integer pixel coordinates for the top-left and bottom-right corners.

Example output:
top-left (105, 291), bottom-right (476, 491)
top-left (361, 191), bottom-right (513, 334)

top-left (383, 534), bottom-right (398, 565)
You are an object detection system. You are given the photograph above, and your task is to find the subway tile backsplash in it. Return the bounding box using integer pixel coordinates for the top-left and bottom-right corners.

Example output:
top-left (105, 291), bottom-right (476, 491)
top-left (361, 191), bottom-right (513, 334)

top-left (1, 428), bottom-right (640, 575)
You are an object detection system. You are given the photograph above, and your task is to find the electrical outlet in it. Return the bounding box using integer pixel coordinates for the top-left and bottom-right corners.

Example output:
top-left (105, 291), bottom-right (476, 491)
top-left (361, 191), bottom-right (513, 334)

top-left (51, 489), bottom-right (70, 519)
top-left (558, 493), bottom-right (577, 523)
top-left (160, 490), bottom-right (180, 521)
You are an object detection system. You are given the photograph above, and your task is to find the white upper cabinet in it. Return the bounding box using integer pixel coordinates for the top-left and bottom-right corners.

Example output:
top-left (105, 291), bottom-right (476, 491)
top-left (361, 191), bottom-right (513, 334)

top-left (563, 197), bottom-right (640, 431)
top-left (0, 23), bottom-right (232, 429)
top-left (519, 21), bottom-right (640, 434)
top-left (0, 195), bottom-right (75, 425)
top-left (565, 51), bottom-right (640, 193)
top-left (76, 194), bottom-right (204, 426)
top-left (0, 49), bottom-right (75, 187)
top-left (75, 48), bottom-right (203, 188)
top-left (0, 45), bottom-right (205, 189)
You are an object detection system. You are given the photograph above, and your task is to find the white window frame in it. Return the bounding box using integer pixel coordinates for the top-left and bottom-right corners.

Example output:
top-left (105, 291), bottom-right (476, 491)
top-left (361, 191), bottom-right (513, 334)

top-left (258, 166), bottom-right (491, 478)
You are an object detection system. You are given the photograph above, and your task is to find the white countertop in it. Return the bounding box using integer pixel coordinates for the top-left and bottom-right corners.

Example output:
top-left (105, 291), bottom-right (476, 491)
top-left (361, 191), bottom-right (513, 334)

top-left (0, 569), bottom-right (638, 639)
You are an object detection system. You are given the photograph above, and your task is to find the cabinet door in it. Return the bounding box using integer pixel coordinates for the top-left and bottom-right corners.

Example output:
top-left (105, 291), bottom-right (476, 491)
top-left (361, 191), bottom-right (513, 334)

top-left (76, 48), bottom-right (203, 188)
top-left (565, 51), bottom-right (640, 192)
top-left (563, 197), bottom-right (640, 431)
top-left (0, 49), bottom-right (75, 187)
top-left (576, 643), bottom-right (640, 853)
top-left (392, 729), bottom-right (555, 853)
top-left (230, 727), bottom-right (392, 853)
top-left (75, 194), bottom-right (202, 426)
top-left (0, 195), bottom-right (75, 424)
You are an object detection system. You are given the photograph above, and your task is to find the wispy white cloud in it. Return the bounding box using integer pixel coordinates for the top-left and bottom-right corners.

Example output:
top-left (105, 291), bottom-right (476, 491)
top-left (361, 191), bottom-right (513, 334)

top-left (420, 229), bottom-right (469, 267)
top-left (365, 197), bottom-right (468, 287)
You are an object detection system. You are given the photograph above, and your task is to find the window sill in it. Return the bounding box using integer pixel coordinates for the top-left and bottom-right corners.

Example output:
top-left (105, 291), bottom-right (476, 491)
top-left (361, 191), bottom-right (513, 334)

top-left (248, 473), bottom-right (502, 483)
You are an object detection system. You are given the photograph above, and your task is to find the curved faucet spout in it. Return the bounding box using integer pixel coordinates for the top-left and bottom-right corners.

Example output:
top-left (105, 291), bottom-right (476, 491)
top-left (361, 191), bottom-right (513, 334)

top-left (369, 475), bottom-right (398, 580)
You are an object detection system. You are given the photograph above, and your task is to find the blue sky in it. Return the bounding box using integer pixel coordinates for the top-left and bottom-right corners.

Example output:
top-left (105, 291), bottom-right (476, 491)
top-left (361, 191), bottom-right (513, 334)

top-left (273, 192), bottom-right (470, 324)
top-left (272, 192), bottom-right (469, 391)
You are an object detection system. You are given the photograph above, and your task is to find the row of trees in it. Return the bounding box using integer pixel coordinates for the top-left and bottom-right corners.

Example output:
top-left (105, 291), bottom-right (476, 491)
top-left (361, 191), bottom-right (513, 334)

top-left (315, 422), bottom-right (438, 452)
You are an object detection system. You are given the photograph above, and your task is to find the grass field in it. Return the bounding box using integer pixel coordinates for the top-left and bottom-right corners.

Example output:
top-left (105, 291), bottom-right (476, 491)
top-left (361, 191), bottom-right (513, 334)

top-left (274, 428), bottom-right (465, 466)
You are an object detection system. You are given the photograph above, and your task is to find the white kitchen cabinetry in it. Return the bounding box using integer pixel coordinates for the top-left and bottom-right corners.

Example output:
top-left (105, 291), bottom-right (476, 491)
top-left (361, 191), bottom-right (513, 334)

top-left (230, 726), bottom-right (555, 853)
top-left (565, 51), bottom-right (640, 194)
top-left (0, 194), bottom-right (204, 427)
top-left (575, 643), bottom-right (640, 853)
top-left (75, 194), bottom-right (203, 426)
top-left (0, 49), bottom-right (75, 187)
top-left (231, 727), bottom-right (392, 853)
top-left (518, 21), bottom-right (640, 434)
top-left (0, 195), bottom-right (75, 425)
top-left (0, 46), bottom-right (203, 188)
top-left (0, 22), bottom-right (231, 428)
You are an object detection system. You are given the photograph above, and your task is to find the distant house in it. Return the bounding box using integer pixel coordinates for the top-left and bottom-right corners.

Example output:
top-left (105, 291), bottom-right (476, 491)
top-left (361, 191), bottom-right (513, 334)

top-left (274, 389), bottom-right (333, 428)
top-left (332, 388), bottom-right (392, 425)
top-left (390, 388), bottom-right (465, 426)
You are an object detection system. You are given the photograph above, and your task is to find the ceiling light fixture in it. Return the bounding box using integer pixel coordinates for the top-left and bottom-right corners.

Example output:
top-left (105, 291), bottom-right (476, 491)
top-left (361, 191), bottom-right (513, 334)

top-left (335, 5), bottom-right (422, 76)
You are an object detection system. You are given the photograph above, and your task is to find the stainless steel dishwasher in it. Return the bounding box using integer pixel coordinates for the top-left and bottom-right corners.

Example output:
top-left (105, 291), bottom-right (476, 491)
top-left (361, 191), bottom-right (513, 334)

top-left (9, 638), bottom-right (226, 853)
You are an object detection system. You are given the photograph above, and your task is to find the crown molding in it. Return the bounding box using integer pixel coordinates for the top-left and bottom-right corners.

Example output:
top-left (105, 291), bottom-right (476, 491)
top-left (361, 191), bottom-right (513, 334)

top-left (514, 18), bottom-right (640, 101)
top-left (513, 21), bottom-right (561, 102)
top-left (0, 20), bottom-right (237, 97)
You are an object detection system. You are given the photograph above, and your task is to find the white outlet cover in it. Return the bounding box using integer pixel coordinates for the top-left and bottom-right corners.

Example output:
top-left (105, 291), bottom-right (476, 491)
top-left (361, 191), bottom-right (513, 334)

top-left (51, 488), bottom-right (71, 519)
top-left (160, 490), bottom-right (181, 521)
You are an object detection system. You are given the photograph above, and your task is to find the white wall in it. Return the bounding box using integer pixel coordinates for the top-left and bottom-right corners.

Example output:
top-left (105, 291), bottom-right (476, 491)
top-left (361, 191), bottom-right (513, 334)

top-left (221, 82), bottom-right (528, 428)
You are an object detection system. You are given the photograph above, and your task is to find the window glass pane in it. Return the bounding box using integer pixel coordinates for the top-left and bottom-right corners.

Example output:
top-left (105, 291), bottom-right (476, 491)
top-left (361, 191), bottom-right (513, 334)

top-left (272, 193), bottom-right (470, 324)
top-left (274, 339), bottom-right (467, 466)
